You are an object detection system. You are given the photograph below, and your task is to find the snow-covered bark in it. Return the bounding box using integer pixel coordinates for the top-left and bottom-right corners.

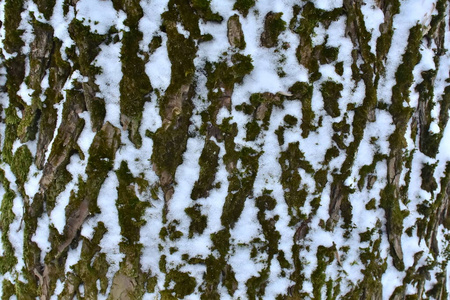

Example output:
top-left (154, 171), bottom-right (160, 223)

top-left (0, 0), bottom-right (450, 299)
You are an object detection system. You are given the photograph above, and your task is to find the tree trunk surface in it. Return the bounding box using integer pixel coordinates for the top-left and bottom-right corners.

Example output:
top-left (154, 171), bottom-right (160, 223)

top-left (0, 0), bottom-right (450, 299)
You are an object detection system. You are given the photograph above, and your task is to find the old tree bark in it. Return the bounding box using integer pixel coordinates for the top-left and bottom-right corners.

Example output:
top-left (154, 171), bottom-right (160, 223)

top-left (1, 0), bottom-right (450, 299)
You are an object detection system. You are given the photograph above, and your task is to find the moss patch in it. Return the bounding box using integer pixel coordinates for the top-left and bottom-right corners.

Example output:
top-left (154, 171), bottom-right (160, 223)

top-left (11, 145), bottom-right (32, 188)
top-left (119, 27), bottom-right (152, 147)
top-left (165, 270), bottom-right (197, 298)
top-left (0, 170), bottom-right (18, 274)
top-left (289, 82), bottom-right (315, 138)
top-left (185, 204), bottom-right (208, 237)
top-left (321, 81), bottom-right (343, 118)
top-left (191, 140), bottom-right (220, 200)
top-left (3, 0), bottom-right (25, 53)
top-left (221, 147), bottom-right (261, 228)
top-left (233, 0), bottom-right (256, 17)
top-left (260, 12), bottom-right (286, 48)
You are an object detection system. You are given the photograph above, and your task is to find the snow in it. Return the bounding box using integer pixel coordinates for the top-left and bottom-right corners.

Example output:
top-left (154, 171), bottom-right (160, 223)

top-left (75, 0), bottom-right (123, 35)
top-left (50, 0), bottom-right (76, 60)
top-left (32, 213), bottom-right (51, 262)
top-left (378, 0), bottom-right (438, 105)
top-left (95, 42), bottom-right (122, 127)
top-left (167, 137), bottom-right (204, 222)
top-left (139, 0), bottom-right (168, 52)
top-left (51, 180), bottom-right (75, 233)
top-left (145, 35), bottom-right (171, 92)
top-left (96, 173), bottom-right (124, 279)
top-left (361, 0), bottom-right (384, 54)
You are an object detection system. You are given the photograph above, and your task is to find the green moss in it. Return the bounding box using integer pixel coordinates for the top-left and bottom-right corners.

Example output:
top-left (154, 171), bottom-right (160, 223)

top-left (202, 255), bottom-right (224, 299)
top-left (3, 0), bottom-right (25, 53)
top-left (192, 0), bottom-right (210, 10)
top-left (314, 45), bottom-right (339, 64)
top-left (284, 115), bottom-right (298, 127)
top-left (275, 126), bottom-right (285, 145)
top-left (163, 14), bottom-right (197, 92)
top-left (279, 142), bottom-right (313, 219)
top-left (420, 163), bottom-right (438, 193)
top-left (10, 145), bottom-right (32, 186)
top-left (222, 264), bottom-right (238, 296)
top-left (191, 140), bottom-right (220, 200)
top-left (166, 220), bottom-right (183, 241)
top-left (314, 169), bottom-right (328, 191)
top-left (324, 146), bottom-right (340, 164)
top-left (159, 255), bottom-right (167, 273)
top-left (260, 12), bottom-right (286, 48)
top-left (68, 19), bottom-right (105, 75)
top-left (36, 38), bottom-right (71, 165)
top-left (246, 120), bottom-right (261, 141)
top-left (191, 0), bottom-right (223, 22)
top-left (165, 270), bottom-right (197, 298)
top-left (1, 279), bottom-right (15, 299)
top-left (255, 194), bottom-right (281, 261)
top-left (364, 199), bottom-right (376, 211)
top-left (152, 113), bottom-right (193, 188)
top-left (211, 229), bottom-right (231, 256)
top-left (202, 55), bottom-right (252, 131)
top-left (374, 0), bottom-right (400, 72)
top-left (119, 27), bottom-right (152, 146)
top-left (149, 35), bottom-right (162, 54)
top-left (68, 20), bottom-right (106, 131)
top-left (346, 3), bottom-right (375, 64)
top-left (221, 147), bottom-right (261, 228)
top-left (430, 0), bottom-right (447, 31)
top-left (35, 0), bottom-right (56, 20)
top-left (85, 123), bottom-right (121, 213)
top-left (146, 275), bottom-right (157, 293)
top-left (380, 184), bottom-right (406, 270)
top-left (231, 53), bottom-right (254, 84)
top-left (335, 61), bottom-right (344, 76)
top-left (415, 69), bottom-right (441, 158)
top-left (116, 161), bottom-right (148, 251)
top-left (185, 204), bottom-right (208, 237)
top-left (292, 3), bottom-right (341, 76)
top-left (71, 223), bottom-right (109, 298)
top-left (0, 197), bottom-right (18, 273)
top-left (200, 33), bottom-right (214, 43)
top-left (0, 170), bottom-right (18, 274)
top-left (321, 81), bottom-right (343, 118)
top-left (233, 0), bottom-right (256, 17)
top-left (15, 276), bottom-right (38, 300)
top-left (289, 82), bottom-right (314, 137)
top-left (246, 269), bottom-right (269, 300)
top-left (391, 25), bottom-right (422, 110)
top-left (159, 226), bottom-right (168, 241)
top-left (152, 2), bottom-right (201, 190)
top-left (44, 166), bottom-right (73, 213)
top-left (172, 0), bottom-right (201, 38)
top-left (356, 154), bottom-right (385, 190)
top-left (311, 245), bottom-right (335, 299)
top-left (344, 233), bottom-right (386, 300)
top-left (17, 105), bottom-right (41, 143)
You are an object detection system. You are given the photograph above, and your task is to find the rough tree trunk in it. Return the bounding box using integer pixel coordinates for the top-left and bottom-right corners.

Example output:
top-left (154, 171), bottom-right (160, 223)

top-left (0, 0), bottom-right (450, 299)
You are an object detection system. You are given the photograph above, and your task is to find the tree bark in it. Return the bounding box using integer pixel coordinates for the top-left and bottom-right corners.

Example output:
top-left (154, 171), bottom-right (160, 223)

top-left (0, 0), bottom-right (450, 299)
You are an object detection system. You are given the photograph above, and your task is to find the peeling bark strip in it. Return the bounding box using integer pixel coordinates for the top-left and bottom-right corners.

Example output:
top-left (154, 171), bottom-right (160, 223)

top-left (0, 0), bottom-right (450, 299)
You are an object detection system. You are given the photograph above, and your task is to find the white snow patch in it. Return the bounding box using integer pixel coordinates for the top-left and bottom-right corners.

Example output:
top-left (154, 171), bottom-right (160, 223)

top-left (32, 213), bottom-right (51, 262)
top-left (75, 0), bottom-right (125, 35)
top-left (146, 35), bottom-right (171, 92)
